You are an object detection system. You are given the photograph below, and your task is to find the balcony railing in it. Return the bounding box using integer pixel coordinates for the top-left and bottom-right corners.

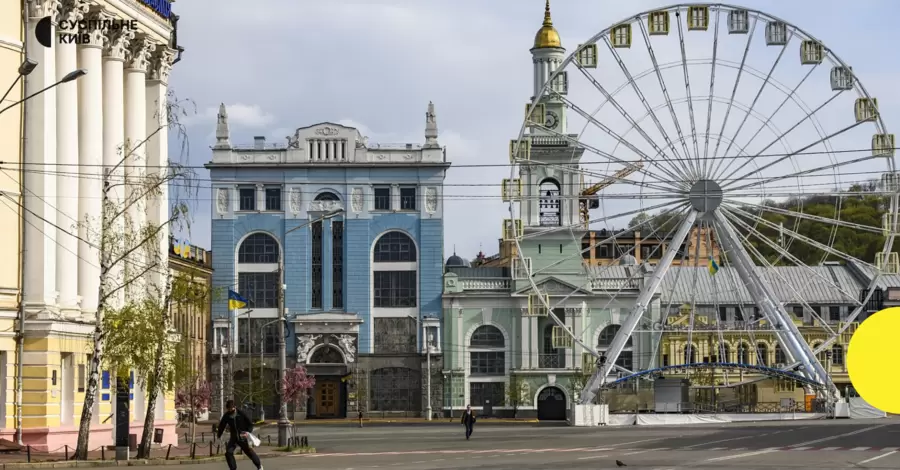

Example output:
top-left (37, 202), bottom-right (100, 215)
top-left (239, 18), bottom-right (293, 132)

top-left (590, 278), bottom-right (642, 290)
top-left (458, 279), bottom-right (510, 290)
top-left (538, 353), bottom-right (563, 369)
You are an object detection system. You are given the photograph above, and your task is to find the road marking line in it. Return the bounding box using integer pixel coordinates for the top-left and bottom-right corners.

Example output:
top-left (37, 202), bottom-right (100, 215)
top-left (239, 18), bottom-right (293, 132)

top-left (859, 450), bottom-right (898, 464)
top-left (791, 446), bottom-right (812, 451)
top-left (883, 447), bottom-right (899, 452)
top-left (623, 447), bottom-right (668, 455)
top-left (850, 447), bottom-right (871, 451)
top-left (706, 447), bottom-right (727, 451)
top-left (821, 447), bottom-right (840, 451)
top-left (576, 454), bottom-right (608, 460)
top-left (705, 447), bottom-right (781, 462)
top-left (683, 433), bottom-right (768, 449)
top-left (787, 424), bottom-right (890, 448)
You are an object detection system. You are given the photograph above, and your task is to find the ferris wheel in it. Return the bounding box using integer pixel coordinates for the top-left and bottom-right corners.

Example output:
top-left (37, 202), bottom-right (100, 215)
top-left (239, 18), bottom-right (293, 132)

top-left (509, 2), bottom-right (898, 406)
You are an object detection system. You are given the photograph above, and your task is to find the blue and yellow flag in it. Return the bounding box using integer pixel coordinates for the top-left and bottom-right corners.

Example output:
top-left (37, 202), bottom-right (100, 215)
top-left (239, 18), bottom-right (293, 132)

top-left (228, 289), bottom-right (248, 310)
top-left (708, 256), bottom-right (720, 276)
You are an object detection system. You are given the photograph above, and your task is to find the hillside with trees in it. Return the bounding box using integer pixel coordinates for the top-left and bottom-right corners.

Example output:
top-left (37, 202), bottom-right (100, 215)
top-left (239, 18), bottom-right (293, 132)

top-left (627, 181), bottom-right (888, 266)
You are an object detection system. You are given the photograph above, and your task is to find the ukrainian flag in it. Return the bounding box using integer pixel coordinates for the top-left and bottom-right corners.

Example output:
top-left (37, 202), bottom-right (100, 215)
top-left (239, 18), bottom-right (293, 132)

top-left (228, 289), bottom-right (248, 310)
top-left (708, 256), bottom-right (720, 276)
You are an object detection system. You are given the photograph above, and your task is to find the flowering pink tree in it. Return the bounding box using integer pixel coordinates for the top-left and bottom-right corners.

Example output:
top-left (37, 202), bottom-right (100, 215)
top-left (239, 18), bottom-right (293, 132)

top-left (282, 366), bottom-right (316, 408)
top-left (175, 379), bottom-right (212, 416)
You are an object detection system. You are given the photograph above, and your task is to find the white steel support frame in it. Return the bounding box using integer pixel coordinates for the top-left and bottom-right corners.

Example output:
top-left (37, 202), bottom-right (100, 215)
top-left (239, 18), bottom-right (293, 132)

top-left (579, 211), bottom-right (697, 405)
top-left (712, 212), bottom-right (833, 396)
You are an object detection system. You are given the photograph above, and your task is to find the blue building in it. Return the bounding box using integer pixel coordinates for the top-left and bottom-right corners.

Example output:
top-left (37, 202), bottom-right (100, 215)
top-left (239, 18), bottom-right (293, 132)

top-left (206, 103), bottom-right (449, 419)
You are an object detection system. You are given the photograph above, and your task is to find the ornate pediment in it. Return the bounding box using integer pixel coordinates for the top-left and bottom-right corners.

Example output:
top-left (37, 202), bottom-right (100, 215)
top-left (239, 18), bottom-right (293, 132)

top-left (292, 122), bottom-right (362, 143)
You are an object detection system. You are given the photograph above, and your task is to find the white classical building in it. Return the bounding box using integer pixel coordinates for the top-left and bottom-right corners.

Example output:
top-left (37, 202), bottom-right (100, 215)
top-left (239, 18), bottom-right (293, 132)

top-left (6, 0), bottom-right (180, 450)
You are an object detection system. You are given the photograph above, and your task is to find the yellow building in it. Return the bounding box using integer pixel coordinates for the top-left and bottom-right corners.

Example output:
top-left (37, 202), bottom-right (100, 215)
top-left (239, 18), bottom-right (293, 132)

top-left (169, 240), bottom-right (213, 412)
top-left (1, 0), bottom-right (183, 452)
top-left (0, 0), bottom-right (26, 447)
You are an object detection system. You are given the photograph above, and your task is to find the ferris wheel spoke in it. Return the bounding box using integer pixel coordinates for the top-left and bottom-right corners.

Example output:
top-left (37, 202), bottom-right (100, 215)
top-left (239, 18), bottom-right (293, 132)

top-left (709, 15), bottom-right (760, 177)
top-left (701, 9), bottom-right (724, 178)
top-left (717, 91), bottom-right (845, 187)
top-left (598, 36), bottom-right (698, 181)
top-left (714, 30), bottom-right (793, 180)
top-left (723, 203), bottom-right (876, 270)
top-left (721, 206), bottom-right (863, 312)
top-left (675, 6), bottom-right (705, 175)
top-left (683, 218), bottom-right (707, 362)
top-left (651, 234), bottom-right (694, 370)
top-left (729, 150), bottom-right (878, 193)
top-left (636, 15), bottom-right (699, 180)
top-left (580, 212), bottom-right (699, 403)
top-left (552, 94), bottom-right (688, 186)
top-left (723, 198), bottom-right (883, 235)
top-left (713, 64), bottom-right (819, 183)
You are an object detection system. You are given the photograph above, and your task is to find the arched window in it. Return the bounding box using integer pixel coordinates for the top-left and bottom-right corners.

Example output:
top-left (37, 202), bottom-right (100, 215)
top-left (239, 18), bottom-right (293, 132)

top-left (314, 192), bottom-right (339, 201)
top-left (597, 325), bottom-right (632, 370)
top-left (238, 233), bottom-right (279, 263)
top-left (539, 179), bottom-right (561, 226)
top-left (309, 346), bottom-right (344, 364)
top-left (683, 345), bottom-right (697, 364)
top-left (715, 343), bottom-right (732, 363)
top-left (756, 343), bottom-right (769, 366)
top-left (737, 343), bottom-right (751, 364)
top-left (374, 232), bottom-right (417, 262)
top-left (236, 233), bottom-right (280, 312)
top-left (469, 325), bottom-right (505, 375)
top-left (372, 232), bottom-right (417, 308)
top-left (774, 343), bottom-right (786, 364)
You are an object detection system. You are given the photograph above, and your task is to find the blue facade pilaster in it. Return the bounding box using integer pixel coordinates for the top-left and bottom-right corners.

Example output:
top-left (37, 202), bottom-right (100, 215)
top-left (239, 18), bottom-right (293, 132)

top-left (211, 219), bottom-right (237, 322)
top-left (284, 218), bottom-right (310, 315)
top-left (345, 219), bottom-right (372, 353)
top-left (323, 219), bottom-right (334, 311)
top-left (418, 218), bottom-right (444, 350)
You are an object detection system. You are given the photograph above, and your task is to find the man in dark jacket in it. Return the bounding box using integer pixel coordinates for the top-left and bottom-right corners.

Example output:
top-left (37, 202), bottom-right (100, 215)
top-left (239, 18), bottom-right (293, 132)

top-left (216, 400), bottom-right (263, 470)
top-left (461, 404), bottom-right (476, 440)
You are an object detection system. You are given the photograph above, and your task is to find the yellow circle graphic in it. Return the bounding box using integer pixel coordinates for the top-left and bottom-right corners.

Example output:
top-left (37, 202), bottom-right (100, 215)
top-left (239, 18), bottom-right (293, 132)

top-left (846, 307), bottom-right (900, 413)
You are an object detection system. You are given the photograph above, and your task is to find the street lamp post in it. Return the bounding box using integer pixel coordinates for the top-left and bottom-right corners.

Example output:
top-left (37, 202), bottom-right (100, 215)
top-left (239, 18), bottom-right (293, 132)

top-left (0, 67), bottom-right (85, 115)
top-left (276, 208), bottom-right (344, 446)
top-left (426, 333), bottom-right (434, 421)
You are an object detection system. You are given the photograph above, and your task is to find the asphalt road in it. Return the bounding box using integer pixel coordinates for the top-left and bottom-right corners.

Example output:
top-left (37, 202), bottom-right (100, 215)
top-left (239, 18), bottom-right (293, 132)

top-left (160, 418), bottom-right (900, 469)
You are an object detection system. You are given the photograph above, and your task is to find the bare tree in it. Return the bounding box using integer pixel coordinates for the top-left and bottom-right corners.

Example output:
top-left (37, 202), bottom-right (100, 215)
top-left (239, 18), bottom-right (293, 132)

top-left (74, 91), bottom-right (195, 460)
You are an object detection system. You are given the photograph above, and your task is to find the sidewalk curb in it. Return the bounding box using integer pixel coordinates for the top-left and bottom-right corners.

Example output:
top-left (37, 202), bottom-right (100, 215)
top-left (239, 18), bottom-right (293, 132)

top-left (0, 449), bottom-right (315, 469)
top-left (244, 419), bottom-right (541, 426)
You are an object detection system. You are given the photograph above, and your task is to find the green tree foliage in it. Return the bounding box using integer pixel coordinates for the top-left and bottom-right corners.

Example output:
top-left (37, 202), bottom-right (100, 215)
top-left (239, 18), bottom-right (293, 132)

top-left (506, 374), bottom-right (529, 418)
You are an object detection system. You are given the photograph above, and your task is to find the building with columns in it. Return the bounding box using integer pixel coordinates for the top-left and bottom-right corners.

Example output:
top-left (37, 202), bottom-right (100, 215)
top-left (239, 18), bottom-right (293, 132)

top-left (207, 104), bottom-right (449, 420)
top-left (6, 0), bottom-right (180, 450)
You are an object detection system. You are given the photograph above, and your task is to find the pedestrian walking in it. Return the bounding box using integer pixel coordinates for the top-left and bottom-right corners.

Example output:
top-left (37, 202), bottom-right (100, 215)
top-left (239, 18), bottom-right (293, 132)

top-left (216, 400), bottom-right (263, 470)
top-left (461, 404), bottom-right (476, 440)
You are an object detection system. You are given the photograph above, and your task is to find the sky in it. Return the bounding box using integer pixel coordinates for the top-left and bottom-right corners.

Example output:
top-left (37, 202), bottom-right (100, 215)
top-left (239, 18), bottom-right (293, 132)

top-left (166, 0), bottom-right (900, 261)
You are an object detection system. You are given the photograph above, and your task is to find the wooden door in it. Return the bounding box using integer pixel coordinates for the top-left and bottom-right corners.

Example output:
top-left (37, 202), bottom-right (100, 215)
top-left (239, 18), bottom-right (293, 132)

top-left (316, 382), bottom-right (338, 417)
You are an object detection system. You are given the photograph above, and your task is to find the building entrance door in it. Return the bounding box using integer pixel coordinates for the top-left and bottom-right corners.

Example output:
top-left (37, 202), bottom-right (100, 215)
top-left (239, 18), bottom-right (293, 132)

top-left (316, 381), bottom-right (338, 417)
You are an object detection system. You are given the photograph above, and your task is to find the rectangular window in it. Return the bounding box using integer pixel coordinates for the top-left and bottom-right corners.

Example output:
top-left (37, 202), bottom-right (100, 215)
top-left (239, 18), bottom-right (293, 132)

top-left (718, 307), bottom-right (727, 322)
top-left (264, 186), bottom-right (282, 211)
top-left (237, 318), bottom-right (279, 355)
top-left (373, 317), bottom-right (416, 353)
top-left (311, 221), bottom-right (323, 309)
top-left (214, 326), bottom-right (229, 351)
top-left (596, 245), bottom-right (609, 258)
top-left (400, 187), bottom-right (417, 211)
top-left (332, 221), bottom-right (344, 309)
top-left (78, 361), bottom-right (86, 393)
top-left (792, 306), bottom-right (804, 318)
top-left (469, 352), bottom-right (505, 375)
top-left (469, 382), bottom-right (505, 407)
top-left (238, 186), bottom-right (256, 211)
top-left (237, 272), bottom-right (278, 308)
top-left (829, 306), bottom-right (840, 322)
top-left (641, 245), bottom-right (654, 260)
top-left (373, 271), bottom-right (417, 308)
top-left (374, 186), bottom-right (391, 211)
top-left (582, 236), bottom-right (591, 259)
top-left (617, 244), bottom-right (634, 257)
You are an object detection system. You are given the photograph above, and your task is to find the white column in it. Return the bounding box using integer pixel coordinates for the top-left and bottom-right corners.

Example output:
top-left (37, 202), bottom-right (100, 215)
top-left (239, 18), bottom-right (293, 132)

top-left (520, 316), bottom-right (528, 369)
top-left (123, 35), bottom-right (155, 298)
top-left (573, 314), bottom-right (583, 369)
top-left (319, 140), bottom-right (326, 160)
top-left (310, 140), bottom-right (317, 160)
top-left (55, 0), bottom-right (87, 319)
top-left (102, 27), bottom-right (135, 309)
top-left (337, 140), bottom-right (344, 160)
top-left (77, 10), bottom-right (106, 321)
top-left (565, 314), bottom-right (574, 369)
top-left (146, 47), bottom-right (176, 290)
top-left (529, 316), bottom-right (538, 368)
top-left (23, 0), bottom-right (61, 317)
top-left (328, 140), bottom-right (335, 160)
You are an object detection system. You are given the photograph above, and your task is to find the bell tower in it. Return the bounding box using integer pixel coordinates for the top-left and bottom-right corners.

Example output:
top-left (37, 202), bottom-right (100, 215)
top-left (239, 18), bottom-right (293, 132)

top-left (530, 0), bottom-right (568, 136)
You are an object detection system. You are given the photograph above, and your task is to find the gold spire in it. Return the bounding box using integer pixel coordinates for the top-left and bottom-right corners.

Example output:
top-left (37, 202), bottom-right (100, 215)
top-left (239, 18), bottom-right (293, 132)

top-left (533, 0), bottom-right (562, 49)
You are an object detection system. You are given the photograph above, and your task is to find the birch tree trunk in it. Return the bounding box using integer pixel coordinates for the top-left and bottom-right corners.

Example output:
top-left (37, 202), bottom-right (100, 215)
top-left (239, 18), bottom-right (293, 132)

top-left (137, 282), bottom-right (173, 459)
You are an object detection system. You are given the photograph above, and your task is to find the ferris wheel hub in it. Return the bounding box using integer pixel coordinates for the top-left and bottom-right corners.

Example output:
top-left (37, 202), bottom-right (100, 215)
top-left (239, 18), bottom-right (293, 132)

top-left (688, 179), bottom-right (724, 215)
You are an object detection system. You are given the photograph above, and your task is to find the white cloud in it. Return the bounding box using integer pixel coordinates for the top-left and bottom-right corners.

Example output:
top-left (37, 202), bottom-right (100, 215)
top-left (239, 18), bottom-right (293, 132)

top-left (182, 103), bottom-right (275, 129)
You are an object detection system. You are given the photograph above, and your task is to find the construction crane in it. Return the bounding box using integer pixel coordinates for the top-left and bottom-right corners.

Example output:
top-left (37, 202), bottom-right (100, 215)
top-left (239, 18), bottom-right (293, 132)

top-left (578, 162), bottom-right (644, 227)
